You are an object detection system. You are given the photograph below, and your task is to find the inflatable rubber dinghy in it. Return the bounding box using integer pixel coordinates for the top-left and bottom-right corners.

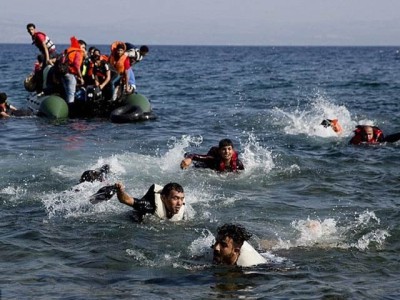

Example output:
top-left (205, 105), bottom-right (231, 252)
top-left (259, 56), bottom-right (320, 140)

top-left (110, 93), bottom-right (156, 123)
top-left (26, 87), bottom-right (155, 121)
top-left (38, 95), bottom-right (69, 119)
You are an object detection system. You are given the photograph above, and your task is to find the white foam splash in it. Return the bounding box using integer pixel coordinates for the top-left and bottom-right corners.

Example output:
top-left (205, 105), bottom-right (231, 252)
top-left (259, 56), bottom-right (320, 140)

top-left (126, 249), bottom-right (157, 267)
top-left (41, 180), bottom-right (124, 219)
top-left (272, 212), bottom-right (390, 251)
top-left (240, 133), bottom-right (275, 174)
top-left (188, 229), bottom-right (215, 258)
top-left (0, 185), bottom-right (27, 202)
top-left (271, 91), bottom-right (356, 138)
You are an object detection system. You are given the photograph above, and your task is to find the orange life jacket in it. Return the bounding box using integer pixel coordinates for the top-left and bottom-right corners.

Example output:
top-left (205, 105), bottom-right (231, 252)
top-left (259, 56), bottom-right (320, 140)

top-left (110, 41), bottom-right (126, 53)
top-left (100, 54), bottom-right (109, 61)
top-left (109, 41), bottom-right (128, 74)
top-left (65, 36), bottom-right (85, 75)
top-left (330, 119), bottom-right (343, 134)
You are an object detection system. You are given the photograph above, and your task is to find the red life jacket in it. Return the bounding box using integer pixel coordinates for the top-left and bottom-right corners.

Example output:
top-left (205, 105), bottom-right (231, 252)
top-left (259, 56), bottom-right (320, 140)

top-left (218, 151), bottom-right (239, 172)
top-left (351, 126), bottom-right (384, 144)
top-left (32, 31), bottom-right (56, 53)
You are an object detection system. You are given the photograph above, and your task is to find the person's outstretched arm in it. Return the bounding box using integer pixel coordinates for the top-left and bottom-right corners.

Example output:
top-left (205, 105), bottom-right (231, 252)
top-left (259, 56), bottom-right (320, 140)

top-left (180, 157), bottom-right (193, 169)
top-left (115, 182), bottom-right (135, 207)
top-left (180, 152), bottom-right (215, 169)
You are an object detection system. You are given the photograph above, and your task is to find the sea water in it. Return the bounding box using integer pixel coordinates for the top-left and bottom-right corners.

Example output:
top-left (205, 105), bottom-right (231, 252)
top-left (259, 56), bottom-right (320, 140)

top-left (1, 44), bottom-right (400, 299)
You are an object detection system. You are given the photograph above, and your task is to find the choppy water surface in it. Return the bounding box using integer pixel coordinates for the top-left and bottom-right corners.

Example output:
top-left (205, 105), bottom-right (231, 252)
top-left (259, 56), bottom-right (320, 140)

top-left (1, 44), bottom-right (400, 299)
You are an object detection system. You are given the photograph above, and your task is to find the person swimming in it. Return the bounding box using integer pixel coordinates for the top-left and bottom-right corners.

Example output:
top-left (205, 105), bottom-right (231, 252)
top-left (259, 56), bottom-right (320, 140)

top-left (320, 119), bottom-right (343, 134)
top-left (180, 138), bottom-right (244, 172)
top-left (79, 164), bottom-right (110, 183)
top-left (349, 125), bottom-right (400, 145)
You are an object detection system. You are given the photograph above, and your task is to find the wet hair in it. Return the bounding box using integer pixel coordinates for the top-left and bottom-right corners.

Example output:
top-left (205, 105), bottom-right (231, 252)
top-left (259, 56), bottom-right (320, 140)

top-left (79, 164), bottom-right (110, 183)
top-left (161, 182), bottom-right (184, 197)
top-left (218, 138), bottom-right (234, 149)
top-left (216, 224), bottom-right (252, 248)
top-left (91, 48), bottom-right (101, 61)
top-left (26, 23), bottom-right (35, 30)
top-left (78, 40), bottom-right (87, 48)
top-left (0, 92), bottom-right (8, 103)
top-left (139, 45), bottom-right (149, 54)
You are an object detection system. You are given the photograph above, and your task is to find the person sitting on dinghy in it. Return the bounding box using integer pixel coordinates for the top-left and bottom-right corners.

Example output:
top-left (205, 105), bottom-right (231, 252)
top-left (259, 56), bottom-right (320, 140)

top-left (109, 41), bottom-right (130, 100)
top-left (124, 44), bottom-right (149, 94)
top-left (60, 37), bottom-right (87, 104)
top-left (125, 44), bottom-right (149, 64)
top-left (26, 23), bottom-right (57, 66)
top-left (91, 49), bottom-right (116, 100)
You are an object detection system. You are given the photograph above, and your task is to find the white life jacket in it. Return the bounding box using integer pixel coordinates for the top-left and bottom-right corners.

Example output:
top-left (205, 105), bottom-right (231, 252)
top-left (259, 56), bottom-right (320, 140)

top-left (236, 241), bottom-right (268, 267)
top-left (34, 32), bottom-right (56, 53)
top-left (153, 184), bottom-right (185, 221)
top-left (44, 35), bottom-right (56, 52)
top-left (126, 48), bottom-right (143, 63)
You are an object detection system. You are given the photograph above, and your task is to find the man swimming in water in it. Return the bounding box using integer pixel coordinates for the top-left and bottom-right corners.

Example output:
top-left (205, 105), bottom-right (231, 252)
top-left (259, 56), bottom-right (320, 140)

top-left (212, 223), bottom-right (267, 267)
top-left (79, 164), bottom-right (110, 183)
top-left (0, 92), bottom-right (18, 118)
top-left (90, 182), bottom-right (186, 223)
top-left (180, 138), bottom-right (244, 172)
top-left (349, 125), bottom-right (400, 145)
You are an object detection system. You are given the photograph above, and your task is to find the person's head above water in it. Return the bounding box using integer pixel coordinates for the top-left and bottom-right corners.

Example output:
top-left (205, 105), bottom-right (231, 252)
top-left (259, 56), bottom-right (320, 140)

top-left (218, 139), bottom-right (236, 163)
top-left (212, 223), bottom-right (252, 265)
top-left (160, 183), bottom-right (185, 217)
top-left (362, 125), bottom-right (375, 141)
top-left (218, 138), bottom-right (234, 149)
top-left (349, 124), bottom-right (385, 145)
top-left (0, 92), bottom-right (8, 104)
top-left (79, 164), bottom-right (110, 183)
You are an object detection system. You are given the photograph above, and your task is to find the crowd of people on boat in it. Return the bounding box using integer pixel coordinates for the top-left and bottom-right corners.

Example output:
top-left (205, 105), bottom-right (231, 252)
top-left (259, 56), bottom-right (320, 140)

top-left (25, 23), bottom-right (149, 107)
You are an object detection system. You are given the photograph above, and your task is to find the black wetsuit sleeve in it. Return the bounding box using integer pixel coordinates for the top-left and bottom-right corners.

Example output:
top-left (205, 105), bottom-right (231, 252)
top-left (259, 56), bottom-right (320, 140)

top-left (185, 153), bottom-right (215, 163)
top-left (131, 184), bottom-right (156, 222)
top-left (185, 147), bottom-right (219, 168)
top-left (185, 153), bottom-right (219, 170)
